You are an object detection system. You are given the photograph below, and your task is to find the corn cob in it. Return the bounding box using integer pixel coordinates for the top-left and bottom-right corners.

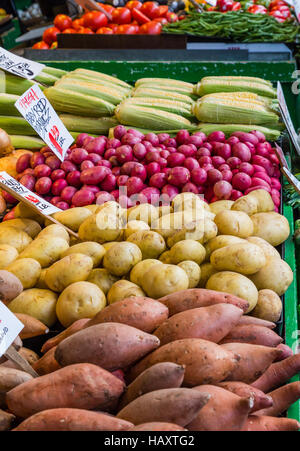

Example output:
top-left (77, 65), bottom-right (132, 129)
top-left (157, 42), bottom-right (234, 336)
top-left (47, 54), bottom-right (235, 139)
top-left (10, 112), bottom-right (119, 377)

top-left (55, 79), bottom-right (127, 105)
top-left (133, 87), bottom-right (194, 105)
top-left (44, 87), bottom-right (115, 117)
top-left (200, 76), bottom-right (273, 87)
top-left (0, 94), bottom-right (21, 116)
top-left (0, 116), bottom-right (36, 135)
top-left (196, 123), bottom-right (280, 141)
top-left (194, 78), bottom-right (276, 98)
top-left (10, 135), bottom-right (45, 150)
top-left (108, 126), bottom-right (198, 139)
top-left (123, 97), bottom-right (194, 119)
top-left (193, 96), bottom-right (279, 125)
top-left (41, 67), bottom-right (68, 78)
top-left (135, 78), bottom-right (194, 91)
top-left (73, 69), bottom-right (132, 90)
top-left (134, 83), bottom-right (195, 97)
top-left (60, 73), bottom-right (132, 95)
top-left (35, 72), bottom-right (59, 86)
top-left (59, 114), bottom-right (118, 134)
top-left (115, 102), bottom-right (197, 131)
top-left (2, 74), bottom-right (45, 96)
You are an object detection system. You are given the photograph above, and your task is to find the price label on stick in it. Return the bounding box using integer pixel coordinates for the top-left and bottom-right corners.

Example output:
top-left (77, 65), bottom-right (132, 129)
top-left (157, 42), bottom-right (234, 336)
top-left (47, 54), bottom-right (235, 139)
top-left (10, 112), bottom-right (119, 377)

top-left (0, 47), bottom-right (44, 80)
top-left (293, 0), bottom-right (300, 22)
top-left (277, 82), bottom-right (300, 156)
top-left (15, 84), bottom-right (74, 162)
top-left (0, 302), bottom-right (23, 357)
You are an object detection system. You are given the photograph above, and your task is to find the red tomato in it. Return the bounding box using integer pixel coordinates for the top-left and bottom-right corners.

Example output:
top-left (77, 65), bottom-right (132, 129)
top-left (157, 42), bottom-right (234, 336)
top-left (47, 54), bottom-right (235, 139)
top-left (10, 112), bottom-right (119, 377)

top-left (62, 28), bottom-right (76, 33)
top-left (154, 17), bottom-right (168, 25)
top-left (132, 7), bottom-right (151, 23)
top-left (269, 9), bottom-right (287, 20)
top-left (247, 4), bottom-right (267, 13)
top-left (139, 20), bottom-right (162, 34)
top-left (101, 4), bottom-right (115, 14)
top-left (43, 27), bottom-right (60, 45)
top-left (82, 27), bottom-right (94, 34)
top-left (72, 18), bottom-right (84, 30)
top-left (126, 1), bottom-right (143, 11)
top-left (96, 27), bottom-right (114, 34)
top-left (269, 0), bottom-right (286, 9)
top-left (32, 41), bottom-right (49, 49)
top-left (112, 7), bottom-right (132, 24)
top-left (117, 24), bottom-right (137, 34)
top-left (165, 11), bottom-right (179, 22)
top-left (54, 14), bottom-right (72, 31)
top-left (156, 5), bottom-right (169, 17)
top-left (50, 41), bottom-right (58, 49)
top-left (83, 11), bottom-right (107, 31)
top-left (107, 23), bottom-right (119, 32)
top-left (141, 1), bottom-right (160, 19)
top-left (218, 0), bottom-right (234, 12)
top-left (231, 2), bottom-right (241, 11)
top-left (271, 5), bottom-right (291, 17)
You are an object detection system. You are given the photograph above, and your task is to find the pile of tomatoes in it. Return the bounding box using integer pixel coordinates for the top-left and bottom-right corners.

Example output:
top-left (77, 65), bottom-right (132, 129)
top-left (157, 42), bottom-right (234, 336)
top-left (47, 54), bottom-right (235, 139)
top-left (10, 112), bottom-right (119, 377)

top-left (33, 1), bottom-right (180, 49)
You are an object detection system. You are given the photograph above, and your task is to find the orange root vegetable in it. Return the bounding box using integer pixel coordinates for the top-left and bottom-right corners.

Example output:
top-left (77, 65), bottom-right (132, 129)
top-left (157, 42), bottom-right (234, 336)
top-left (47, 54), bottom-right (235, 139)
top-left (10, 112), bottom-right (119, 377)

top-left (251, 354), bottom-right (300, 392)
top-left (55, 323), bottom-right (160, 372)
top-left (0, 367), bottom-right (33, 407)
top-left (256, 382), bottom-right (300, 417)
top-left (6, 363), bottom-right (124, 418)
top-left (84, 297), bottom-right (169, 333)
top-left (216, 381), bottom-right (273, 413)
top-left (32, 347), bottom-right (61, 375)
top-left (186, 385), bottom-right (253, 431)
top-left (154, 304), bottom-right (243, 346)
top-left (130, 422), bottom-right (186, 431)
top-left (0, 409), bottom-right (15, 431)
top-left (219, 325), bottom-right (282, 347)
top-left (274, 343), bottom-right (293, 361)
top-left (0, 270), bottom-right (23, 303)
top-left (118, 362), bottom-right (185, 410)
top-left (13, 408), bottom-right (133, 431)
top-left (221, 343), bottom-right (282, 384)
top-left (128, 338), bottom-right (238, 387)
top-left (117, 388), bottom-right (210, 427)
top-left (41, 318), bottom-right (90, 353)
top-left (238, 316), bottom-right (276, 329)
top-left (15, 313), bottom-right (49, 339)
top-left (242, 415), bottom-right (300, 431)
top-left (158, 288), bottom-right (249, 316)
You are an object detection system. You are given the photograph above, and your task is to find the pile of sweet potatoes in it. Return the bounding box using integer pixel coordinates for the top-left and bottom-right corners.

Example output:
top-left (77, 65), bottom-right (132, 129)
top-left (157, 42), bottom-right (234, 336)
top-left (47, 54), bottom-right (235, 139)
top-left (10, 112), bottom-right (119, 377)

top-left (1, 288), bottom-right (300, 431)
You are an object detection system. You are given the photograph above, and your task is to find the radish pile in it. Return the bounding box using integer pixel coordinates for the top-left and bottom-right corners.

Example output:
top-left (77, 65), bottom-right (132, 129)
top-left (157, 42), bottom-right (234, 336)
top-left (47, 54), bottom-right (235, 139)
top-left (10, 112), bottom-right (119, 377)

top-left (11, 127), bottom-right (281, 210)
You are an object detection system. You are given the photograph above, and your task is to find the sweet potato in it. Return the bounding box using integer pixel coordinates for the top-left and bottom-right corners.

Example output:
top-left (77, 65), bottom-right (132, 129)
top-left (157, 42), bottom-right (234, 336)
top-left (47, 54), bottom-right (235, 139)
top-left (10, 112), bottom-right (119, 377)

top-left (154, 304), bottom-right (243, 345)
top-left (158, 288), bottom-right (249, 316)
top-left (32, 347), bottom-right (61, 376)
top-left (118, 362), bottom-right (185, 410)
top-left (0, 409), bottom-right (15, 431)
top-left (221, 343), bottom-right (282, 384)
top-left (242, 415), bottom-right (300, 431)
top-left (217, 381), bottom-right (273, 413)
top-left (220, 324), bottom-right (283, 347)
top-left (251, 354), bottom-right (300, 392)
top-left (6, 363), bottom-right (124, 418)
top-left (41, 318), bottom-right (90, 353)
top-left (186, 385), bottom-right (253, 431)
top-left (1, 347), bottom-right (39, 369)
top-left (84, 296), bottom-right (169, 333)
top-left (275, 343), bottom-right (293, 361)
top-left (117, 388), bottom-right (210, 426)
top-left (0, 367), bottom-right (33, 407)
top-left (13, 408), bottom-right (133, 431)
top-left (238, 316), bottom-right (275, 329)
top-left (15, 313), bottom-right (49, 339)
top-left (128, 338), bottom-right (238, 387)
top-left (131, 422), bottom-right (186, 431)
top-left (0, 270), bottom-right (23, 303)
top-left (55, 323), bottom-right (160, 371)
top-left (255, 382), bottom-right (300, 417)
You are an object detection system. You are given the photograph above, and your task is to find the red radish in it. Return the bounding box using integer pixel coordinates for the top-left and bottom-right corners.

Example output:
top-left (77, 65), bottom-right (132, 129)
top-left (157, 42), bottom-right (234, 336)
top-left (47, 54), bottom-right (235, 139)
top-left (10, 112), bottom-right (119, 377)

top-left (114, 125), bottom-right (127, 139)
top-left (133, 143), bottom-right (147, 160)
top-left (104, 149), bottom-right (116, 160)
top-left (145, 151), bottom-right (160, 164)
top-left (121, 161), bottom-right (136, 176)
top-left (269, 154), bottom-right (279, 165)
top-left (95, 191), bottom-right (114, 205)
top-left (81, 161), bottom-right (94, 171)
top-left (178, 144), bottom-right (196, 157)
top-left (117, 175), bottom-right (129, 186)
top-left (244, 141), bottom-right (256, 156)
top-left (147, 162), bottom-right (161, 178)
top-left (207, 169), bottom-right (222, 184)
top-left (231, 189), bottom-right (243, 201)
top-left (205, 186), bottom-right (215, 202)
top-left (212, 156), bottom-right (225, 168)
top-left (184, 158), bottom-right (200, 172)
top-left (35, 177), bottom-right (52, 195)
top-left (227, 157), bottom-right (241, 169)
top-left (165, 138), bottom-right (177, 147)
top-left (106, 138), bottom-right (121, 149)
top-left (202, 163), bottom-right (214, 172)
top-left (162, 167), bottom-right (172, 176)
top-left (251, 177), bottom-right (270, 189)
top-left (30, 152), bottom-right (45, 169)
top-left (70, 148), bottom-right (89, 164)
top-left (142, 140), bottom-right (153, 150)
top-left (245, 185), bottom-right (271, 194)
top-left (232, 173), bottom-right (252, 191)
top-left (232, 131), bottom-right (259, 146)
top-left (191, 168), bottom-right (207, 185)
top-left (126, 176), bottom-right (144, 196)
top-left (110, 189), bottom-right (120, 200)
top-left (272, 167), bottom-right (281, 179)
top-left (256, 143), bottom-right (271, 158)
top-left (149, 172), bottom-right (167, 189)
top-left (127, 129), bottom-right (144, 139)
top-left (193, 131), bottom-right (206, 140)
top-left (61, 186), bottom-right (77, 204)
top-left (199, 156), bottom-right (212, 166)
top-left (23, 168), bottom-right (35, 176)
top-left (221, 170), bottom-right (233, 182)
top-left (239, 162), bottom-right (254, 176)
top-left (145, 133), bottom-right (159, 146)
top-left (157, 157), bottom-right (167, 168)
top-left (207, 131), bottom-right (225, 142)
top-left (182, 182), bottom-right (198, 194)
top-left (252, 155), bottom-right (273, 176)
top-left (116, 145), bottom-right (133, 164)
top-left (232, 169), bottom-right (239, 175)
top-left (82, 185), bottom-right (100, 195)
top-left (271, 178), bottom-right (281, 190)
top-left (216, 143), bottom-right (232, 160)
top-left (61, 161), bottom-right (77, 173)
top-left (219, 164), bottom-right (230, 172)
top-left (160, 150), bottom-right (170, 159)
top-left (16, 153), bottom-right (32, 173)
top-left (19, 175), bottom-right (35, 191)
top-left (161, 184), bottom-right (179, 200)
top-left (139, 187), bottom-right (160, 204)
top-left (52, 179), bottom-right (68, 196)
top-left (86, 137), bottom-right (107, 154)
top-left (157, 133), bottom-right (170, 143)
top-left (80, 166), bottom-right (110, 185)
top-left (101, 174), bottom-right (117, 191)
top-left (45, 156), bottom-right (61, 171)
top-left (253, 172), bottom-right (271, 185)
top-left (250, 130), bottom-right (266, 142)
top-left (34, 164), bottom-right (51, 178)
top-left (56, 201), bottom-right (69, 210)
top-left (167, 152), bottom-right (185, 167)
top-left (112, 167), bottom-right (121, 177)
top-left (51, 196), bottom-right (62, 206)
top-left (131, 164), bottom-right (147, 181)
top-left (202, 142), bottom-right (212, 151)
top-left (232, 143), bottom-right (251, 162)
top-left (87, 153), bottom-right (102, 165)
top-left (226, 136), bottom-right (239, 146)
top-left (197, 148), bottom-right (211, 158)
top-left (72, 189), bottom-right (95, 206)
top-left (66, 171), bottom-right (81, 187)
top-left (121, 133), bottom-right (141, 147)
top-left (213, 180), bottom-right (232, 200)
top-left (76, 133), bottom-right (89, 147)
top-left (168, 167), bottom-right (190, 187)
top-left (188, 134), bottom-right (203, 147)
top-left (2, 191), bottom-right (17, 204)
top-left (176, 129), bottom-right (190, 144)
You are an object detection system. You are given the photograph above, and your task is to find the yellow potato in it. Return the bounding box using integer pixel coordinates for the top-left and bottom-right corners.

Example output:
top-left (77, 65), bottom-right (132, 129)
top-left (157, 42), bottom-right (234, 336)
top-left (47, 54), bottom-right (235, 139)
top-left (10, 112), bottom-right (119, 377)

top-left (56, 281), bottom-right (106, 327)
top-left (172, 192), bottom-right (209, 213)
top-left (251, 212), bottom-right (290, 246)
top-left (246, 236), bottom-right (281, 260)
top-left (0, 218), bottom-right (41, 238)
top-left (152, 211), bottom-right (196, 239)
top-left (46, 207), bottom-right (92, 232)
top-left (18, 237), bottom-right (69, 268)
top-left (127, 203), bottom-right (159, 226)
top-left (210, 242), bottom-right (266, 275)
top-left (102, 241), bottom-right (119, 251)
top-left (130, 259), bottom-right (162, 287)
top-left (107, 279), bottom-right (145, 304)
top-left (166, 220), bottom-right (204, 248)
top-left (206, 271), bottom-right (258, 313)
top-left (103, 242), bottom-right (142, 276)
top-left (158, 205), bottom-right (173, 217)
top-left (0, 245), bottom-right (18, 269)
top-left (178, 260), bottom-right (201, 288)
top-left (6, 258), bottom-right (41, 289)
top-left (84, 205), bottom-right (100, 214)
top-left (45, 254), bottom-right (94, 292)
top-left (14, 202), bottom-right (44, 225)
top-left (248, 189), bottom-right (274, 212)
top-left (61, 241), bottom-right (105, 267)
top-left (36, 224), bottom-right (70, 243)
top-left (159, 250), bottom-right (173, 264)
top-left (209, 200), bottom-right (234, 215)
top-left (142, 264), bottom-right (189, 299)
top-left (231, 194), bottom-right (259, 216)
top-left (78, 211), bottom-right (122, 243)
top-left (214, 210), bottom-right (254, 238)
top-left (87, 268), bottom-right (119, 295)
top-left (251, 289), bottom-right (282, 323)
top-left (8, 288), bottom-right (58, 327)
top-left (127, 230), bottom-right (166, 260)
top-left (123, 220), bottom-right (150, 239)
top-left (248, 257), bottom-right (293, 296)
top-left (169, 239), bottom-right (206, 265)
top-left (35, 268), bottom-right (48, 289)
top-left (198, 262), bottom-right (218, 288)
top-left (207, 235), bottom-right (246, 254)
top-left (0, 226), bottom-right (32, 253)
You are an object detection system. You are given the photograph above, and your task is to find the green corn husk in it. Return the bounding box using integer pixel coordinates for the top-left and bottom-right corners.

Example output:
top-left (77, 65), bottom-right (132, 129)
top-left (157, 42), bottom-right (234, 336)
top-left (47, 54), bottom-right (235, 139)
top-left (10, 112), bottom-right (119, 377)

top-left (123, 97), bottom-right (194, 119)
top-left (44, 87), bottom-right (115, 117)
top-left (134, 83), bottom-right (195, 98)
top-left (59, 114), bottom-right (118, 134)
top-left (133, 87), bottom-right (194, 105)
top-left (10, 135), bottom-right (45, 150)
top-left (135, 78), bottom-right (194, 91)
top-left (55, 79), bottom-right (127, 105)
top-left (2, 74), bottom-right (45, 96)
top-left (73, 69), bottom-right (132, 90)
top-left (199, 76), bottom-right (273, 87)
top-left (0, 116), bottom-right (36, 135)
top-left (115, 103), bottom-right (197, 131)
top-left (35, 72), bottom-right (59, 86)
top-left (194, 78), bottom-right (276, 98)
top-left (41, 67), bottom-right (68, 78)
top-left (196, 123), bottom-right (281, 141)
top-left (0, 94), bottom-right (21, 116)
top-left (60, 73), bottom-right (132, 96)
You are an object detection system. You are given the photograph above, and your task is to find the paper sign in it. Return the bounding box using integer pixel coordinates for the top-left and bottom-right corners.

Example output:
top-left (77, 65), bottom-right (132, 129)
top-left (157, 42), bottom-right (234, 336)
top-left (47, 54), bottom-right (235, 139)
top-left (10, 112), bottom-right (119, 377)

top-left (0, 47), bottom-right (44, 80)
top-left (293, 0), bottom-right (300, 21)
top-left (0, 171), bottom-right (61, 215)
top-left (205, 0), bottom-right (217, 6)
top-left (15, 84), bottom-right (74, 162)
top-left (0, 302), bottom-right (24, 357)
top-left (277, 82), bottom-right (300, 156)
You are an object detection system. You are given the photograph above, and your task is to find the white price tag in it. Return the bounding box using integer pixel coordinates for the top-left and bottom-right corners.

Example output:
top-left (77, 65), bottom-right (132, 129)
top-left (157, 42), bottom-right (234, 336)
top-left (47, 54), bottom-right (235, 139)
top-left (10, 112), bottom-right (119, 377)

top-left (205, 0), bottom-right (217, 6)
top-left (0, 171), bottom-right (61, 215)
top-left (0, 47), bottom-right (44, 80)
top-left (277, 82), bottom-right (300, 156)
top-left (293, 0), bottom-right (300, 21)
top-left (0, 302), bottom-right (24, 357)
top-left (15, 84), bottom-right (74, 162)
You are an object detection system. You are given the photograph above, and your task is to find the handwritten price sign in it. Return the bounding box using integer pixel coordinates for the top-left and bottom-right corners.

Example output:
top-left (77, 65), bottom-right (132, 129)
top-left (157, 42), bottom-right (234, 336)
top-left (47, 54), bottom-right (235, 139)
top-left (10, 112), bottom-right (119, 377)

top-left (0, 302), bottom-right (24, 357)
top-left (0, 47), bottom-right (44, 80)
top-left (15, 84), bottom-right (74, 162)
